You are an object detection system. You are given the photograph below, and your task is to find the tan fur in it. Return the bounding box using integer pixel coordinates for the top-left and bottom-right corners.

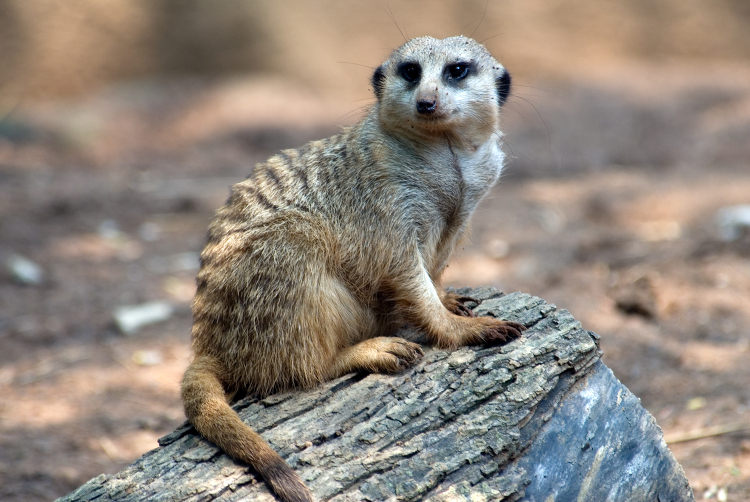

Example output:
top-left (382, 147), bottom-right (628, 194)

top-left (181, 36), bottom-right (523, 502)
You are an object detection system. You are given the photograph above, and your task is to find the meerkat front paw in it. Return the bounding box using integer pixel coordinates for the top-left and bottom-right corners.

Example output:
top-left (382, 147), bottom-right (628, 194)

top-left (430, 315), bottom-right (525, 349)
top-left (441, 291), bottom-right (477, 317)
top-left (475, 317), bottom-right (525, 344)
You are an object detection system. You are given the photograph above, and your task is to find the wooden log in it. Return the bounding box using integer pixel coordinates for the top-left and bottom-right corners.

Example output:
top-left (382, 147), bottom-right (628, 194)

top-left (57, 288), bottom-right (695, 502)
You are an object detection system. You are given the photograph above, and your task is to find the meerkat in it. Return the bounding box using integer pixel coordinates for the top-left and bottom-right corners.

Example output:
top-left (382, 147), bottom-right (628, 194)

top-left (181, 36), bottom-right (523, 502)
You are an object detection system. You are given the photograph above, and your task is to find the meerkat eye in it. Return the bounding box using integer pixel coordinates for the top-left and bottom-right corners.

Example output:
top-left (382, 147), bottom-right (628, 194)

top-left (446, 63), bottom-right (470, 80)
top-left (398, 63), bottom-right (422, 83)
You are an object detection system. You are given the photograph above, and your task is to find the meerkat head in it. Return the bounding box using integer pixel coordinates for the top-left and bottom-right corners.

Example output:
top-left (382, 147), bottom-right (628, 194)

top-left (372, 36), bottom-right (511, 141)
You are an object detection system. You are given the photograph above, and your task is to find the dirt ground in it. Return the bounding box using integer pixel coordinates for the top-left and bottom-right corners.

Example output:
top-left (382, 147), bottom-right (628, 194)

top-left (1, 64), bottom-right (750, 502)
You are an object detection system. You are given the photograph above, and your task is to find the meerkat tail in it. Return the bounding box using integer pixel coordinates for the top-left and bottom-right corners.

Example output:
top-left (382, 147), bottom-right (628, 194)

top-left (181, 356), bottom-right (314, 502)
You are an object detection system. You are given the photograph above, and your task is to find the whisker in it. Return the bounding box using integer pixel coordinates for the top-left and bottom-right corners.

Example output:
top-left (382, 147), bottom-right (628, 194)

top-left (383, 4), bottom-right (407, 42)
top-left (479, 33), bottom-right (505, 45)
top-left (470, 0), bottom-right (490, 38)
top-left (510, 94), bottom-right (551, 149)
top-left (513, 84), bottom-right (552, 93)
top-left (339, 104), bottom-right (373, 121)
top-left (338, 61), bottom-right (376, 70)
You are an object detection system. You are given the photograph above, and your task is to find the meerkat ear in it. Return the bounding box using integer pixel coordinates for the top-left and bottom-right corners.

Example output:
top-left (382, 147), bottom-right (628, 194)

top-left (372, 65), bottom-right (386, 100)
top-left (495, 68), bottom-right (511, 106)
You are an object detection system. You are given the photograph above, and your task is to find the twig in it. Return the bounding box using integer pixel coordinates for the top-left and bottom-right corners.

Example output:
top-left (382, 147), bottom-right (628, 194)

top-left (664, 422), bottom-right (750, 444)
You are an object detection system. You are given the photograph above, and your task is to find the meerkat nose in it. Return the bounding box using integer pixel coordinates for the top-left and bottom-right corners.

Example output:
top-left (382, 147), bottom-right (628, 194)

top-left (416, 99), bottom-right (437, 115)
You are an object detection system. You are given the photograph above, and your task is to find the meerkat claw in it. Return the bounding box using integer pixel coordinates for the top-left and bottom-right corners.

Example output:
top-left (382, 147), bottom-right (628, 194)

top-left (482, 321), bottom-right (526, 344)
top-left (442, 292), bottom-right (478, 317)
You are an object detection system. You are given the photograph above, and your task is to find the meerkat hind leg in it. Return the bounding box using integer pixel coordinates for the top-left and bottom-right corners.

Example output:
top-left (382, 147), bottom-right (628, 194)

top-left (328, 337), bottom-right (424, 379)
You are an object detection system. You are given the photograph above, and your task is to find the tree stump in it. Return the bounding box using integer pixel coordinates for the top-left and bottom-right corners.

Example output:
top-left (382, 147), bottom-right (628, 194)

top-left (57, 289), bottom-right (695, 502)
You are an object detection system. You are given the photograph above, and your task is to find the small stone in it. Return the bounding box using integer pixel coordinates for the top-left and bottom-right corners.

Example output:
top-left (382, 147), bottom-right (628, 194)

top-left (7, 254), bottom-right (44, 285)
top-left (703, 485), bottom-right (717, 500)
top-left (611, 275), bottom-right (657, 319)
top-left (717, 205), bottom-right (750, 241)
top-left (113, 302), bottom-right (173, 334)
top-left (717, 487), bottom-right (728, 502)
top-left (132, 350), bottom-right (163, 366)
top-left (686, 396), bottom-right (707, 411)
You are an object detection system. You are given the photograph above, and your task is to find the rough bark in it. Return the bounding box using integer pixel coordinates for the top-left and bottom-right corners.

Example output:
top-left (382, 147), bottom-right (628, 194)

top-left (57, 288), bottom-right (695, 502)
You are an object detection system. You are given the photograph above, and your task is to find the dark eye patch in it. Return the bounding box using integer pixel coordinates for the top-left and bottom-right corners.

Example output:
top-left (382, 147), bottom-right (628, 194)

top-left (445, 62), bottom-right (473, 82)
top-left (398, 63), bottom-right (422, 83)
top-left (447, 64), bottom-right (468, 79)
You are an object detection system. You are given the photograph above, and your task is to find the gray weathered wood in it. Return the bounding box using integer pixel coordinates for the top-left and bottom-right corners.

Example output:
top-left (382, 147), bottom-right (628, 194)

top-left (57, 289), bottom-right (694, 502)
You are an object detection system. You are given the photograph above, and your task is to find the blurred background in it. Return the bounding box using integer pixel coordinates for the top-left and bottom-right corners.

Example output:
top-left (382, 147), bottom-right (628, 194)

top-left (1, 1), bottom-right (749, 500)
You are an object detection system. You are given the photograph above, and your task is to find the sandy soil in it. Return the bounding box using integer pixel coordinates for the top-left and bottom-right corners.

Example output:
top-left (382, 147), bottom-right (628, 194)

top-left (1, 67), bottom-right (750, 501)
